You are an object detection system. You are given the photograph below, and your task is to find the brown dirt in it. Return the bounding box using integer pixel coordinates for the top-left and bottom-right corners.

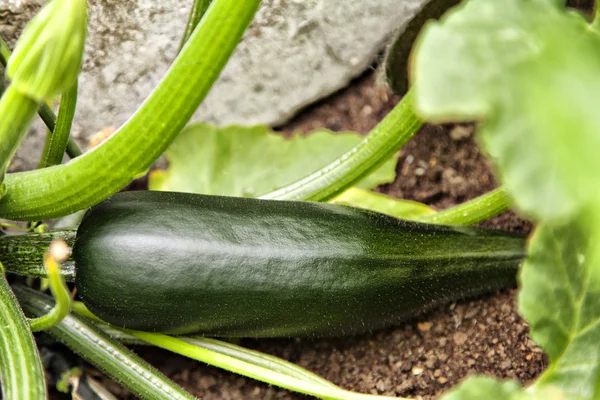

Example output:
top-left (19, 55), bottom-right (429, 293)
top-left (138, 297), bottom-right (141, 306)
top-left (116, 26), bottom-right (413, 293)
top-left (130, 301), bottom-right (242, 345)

top-left (77, 70), bottom-right (543, 400)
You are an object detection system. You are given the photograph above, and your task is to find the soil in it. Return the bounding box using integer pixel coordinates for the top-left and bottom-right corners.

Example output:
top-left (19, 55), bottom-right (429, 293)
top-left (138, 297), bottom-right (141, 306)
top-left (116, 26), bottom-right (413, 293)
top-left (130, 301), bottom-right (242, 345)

top-left (70, 70), bottom-right (543, 400)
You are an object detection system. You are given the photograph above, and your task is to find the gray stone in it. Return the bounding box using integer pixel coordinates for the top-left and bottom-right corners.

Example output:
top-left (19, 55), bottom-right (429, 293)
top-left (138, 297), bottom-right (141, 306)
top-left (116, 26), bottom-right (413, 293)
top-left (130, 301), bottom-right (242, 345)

top-left (1, 0), bottom-right (429, 170)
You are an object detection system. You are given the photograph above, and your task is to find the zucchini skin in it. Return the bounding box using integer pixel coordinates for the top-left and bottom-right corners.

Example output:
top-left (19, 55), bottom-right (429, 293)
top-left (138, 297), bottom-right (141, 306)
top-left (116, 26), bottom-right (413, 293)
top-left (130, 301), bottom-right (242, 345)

top-left (74, 191), bottom-right (525, 338)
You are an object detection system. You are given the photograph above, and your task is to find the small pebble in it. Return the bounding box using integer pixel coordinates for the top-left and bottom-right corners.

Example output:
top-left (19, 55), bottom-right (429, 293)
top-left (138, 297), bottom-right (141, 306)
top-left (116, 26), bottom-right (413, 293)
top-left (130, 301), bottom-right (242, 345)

top-left (417, 322), bottom-right (432, 332)
top-left (453, 332), bottom-right (468, 346)
top-left (425, 357), bottom-right (437, 369)
top-left (464, 308), bottom-right (479, 319)
top-left (449, 125), bottom-right (473, 140)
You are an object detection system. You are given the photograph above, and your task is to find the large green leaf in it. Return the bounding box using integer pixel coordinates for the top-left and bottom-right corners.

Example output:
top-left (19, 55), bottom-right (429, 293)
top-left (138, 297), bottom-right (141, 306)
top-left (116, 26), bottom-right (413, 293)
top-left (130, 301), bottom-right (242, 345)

top-left (441, 377), bottom-right (521, 400)
top-left (149, 124), bottom-right (397, 197)
top-left (411, 0), bottom-right (600, 222)
top-left (440, 376), bottom-right (565, 400)
top-left (519, 215), bottom-right (600, 399)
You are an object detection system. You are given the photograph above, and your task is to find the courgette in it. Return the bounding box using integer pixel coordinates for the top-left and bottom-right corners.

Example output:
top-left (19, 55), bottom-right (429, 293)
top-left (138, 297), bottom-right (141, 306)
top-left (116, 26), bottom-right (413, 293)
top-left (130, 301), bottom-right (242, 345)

top-left (1, 191), bottom-right (525, 338)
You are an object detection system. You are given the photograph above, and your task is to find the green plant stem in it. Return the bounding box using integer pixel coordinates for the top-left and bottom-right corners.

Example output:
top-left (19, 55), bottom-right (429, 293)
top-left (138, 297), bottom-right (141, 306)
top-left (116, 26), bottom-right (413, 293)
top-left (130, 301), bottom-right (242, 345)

top-left (15, 286), bottom-right (197, 400)
top-left (80, 312), bottom-right (337, 387)
top-left (331, 188), bottom-right (435, 220)
top-left (184, 337), bottom-right (340, 389)
top-left (28, 249), bottom-right (71, 331)
top-left (38, 80), bottom-right (78, 168)
top-left (417, 187), bottom-right (511, 225)
top-left (0, 85), bottom-right (39, 177)
top-left (178, 0), bottom-right (213, 53)
top-left (37, 103), bottom-right (82, 159)
top-left (0, 230), bottom-right (76, 280)
top-left (0, 37), bottom-right (10, 63)
top-left (72, 303), bottom-right (405, 400)
top-left (1, 35), bottom-right (82, 160)
top-left (260, 91), bottom-right (423, 202)
top-left (131, 331), bottom-right (404, 400)
top-left (0, 272), bottom-right (47, 399)
top-left (0, 0), bottom-right (262, 221)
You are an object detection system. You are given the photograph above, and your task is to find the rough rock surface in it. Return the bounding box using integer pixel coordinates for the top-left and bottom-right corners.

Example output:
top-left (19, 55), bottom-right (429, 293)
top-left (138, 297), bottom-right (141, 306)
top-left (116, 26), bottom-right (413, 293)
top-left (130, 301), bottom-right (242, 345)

top-left (0, 0), bottom-right (428, 170)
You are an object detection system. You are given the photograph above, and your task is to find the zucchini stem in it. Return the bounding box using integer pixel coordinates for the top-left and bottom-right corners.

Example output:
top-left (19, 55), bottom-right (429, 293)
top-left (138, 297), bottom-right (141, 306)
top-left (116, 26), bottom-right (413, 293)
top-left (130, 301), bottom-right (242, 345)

top-left (132, 331), bottom-right (407, 400)
top-left (37, 101), bottom-right (83, 159)
top-left (28, 240), bottom-right (72, 331)
top-left (0, 0), bottom-right (262, 221)
top-left (0, 269), bottom-right (47, 399)
top-left (38, 80), bottom-right (79, 168)
top-left (178, 0), bottom-right (213, 53)
top-left (418, 187), bottom-right (512, 225)
top-left (260, 91), bottom-right (423, 202)
top-left (15, 286), bottom-right (197, 400)
top-left (0, 230), bottom-right (76, 280)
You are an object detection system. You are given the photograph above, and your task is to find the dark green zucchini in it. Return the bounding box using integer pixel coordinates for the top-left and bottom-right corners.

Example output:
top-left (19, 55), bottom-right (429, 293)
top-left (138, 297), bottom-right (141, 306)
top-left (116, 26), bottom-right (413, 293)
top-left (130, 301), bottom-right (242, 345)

top-left (70, 191), bottom-right (524, 338)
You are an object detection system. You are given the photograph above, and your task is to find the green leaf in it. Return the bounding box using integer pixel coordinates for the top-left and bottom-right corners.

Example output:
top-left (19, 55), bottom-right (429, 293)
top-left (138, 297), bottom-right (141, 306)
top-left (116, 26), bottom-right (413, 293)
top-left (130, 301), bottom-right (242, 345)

top-left (330, 188), bottom-right (433, 219)
top-left (411, 0), bottom-right (600, 222)
top-left (519, 216), bottom-right (600, 399)
top-left (149, 124), bottom-right (397, 197)
top-left (441, 377), bottom-right (521, 400)
top-left (440, 376), bottom-right (567, 400)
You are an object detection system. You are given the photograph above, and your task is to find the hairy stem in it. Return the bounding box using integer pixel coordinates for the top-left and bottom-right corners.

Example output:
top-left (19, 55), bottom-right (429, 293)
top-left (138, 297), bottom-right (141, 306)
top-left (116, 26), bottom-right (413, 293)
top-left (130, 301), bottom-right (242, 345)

top-left (418, 187), bottom-right (512, 225)
top-left (15, 286), bottom-right (196, 400)
top-left (39, 80), bottom-right (79, 168)
top-left (0, 0), bottom-right (262, 221)
top-left (179, 0), bottom-right (213, 53)
top-left (0, 276), bottom-right (46, 399)
top-left (260, 91), bottom-right (422, 202)
top-left (28, 242), bottom-right (72, 331)
top-left (0, 231), bottom-right (76, 280)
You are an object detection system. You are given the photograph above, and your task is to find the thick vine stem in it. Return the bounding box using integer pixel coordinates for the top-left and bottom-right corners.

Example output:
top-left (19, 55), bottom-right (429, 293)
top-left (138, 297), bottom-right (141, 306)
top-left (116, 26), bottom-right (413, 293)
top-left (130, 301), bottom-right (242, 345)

top-left (0, 0), bottom-right (86, 183)
top-left (15, 286), bottom-right (197, 400)
top-left (179, 0), bottom-right (213, 53)
top-left (0, 37), bottom-right (10, 62)
top-left (39, 80), bottom-right (79, 168)
top-left (0, 230), bottom-right (76, 280)
top-left (133, 331), bottom-right (406, 400)
top-left (0, 0), bottom-right (262, 221)
top-left (260, 91), bottom-right (423, 202)
top-left (418, 187), bottom-right (512, 225)
top-left (0, 274), bottom-right (47, 399)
